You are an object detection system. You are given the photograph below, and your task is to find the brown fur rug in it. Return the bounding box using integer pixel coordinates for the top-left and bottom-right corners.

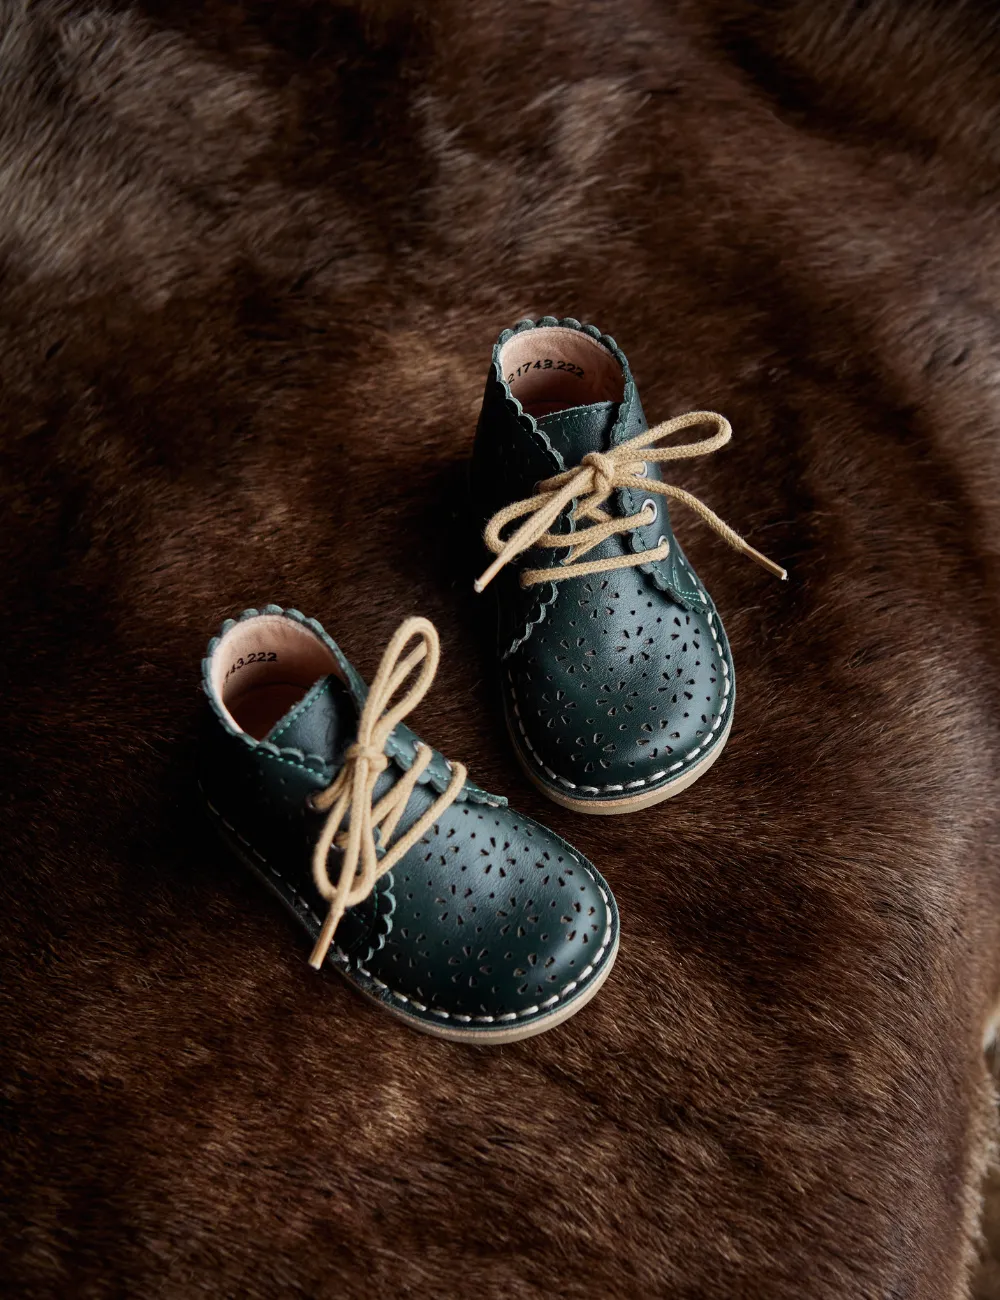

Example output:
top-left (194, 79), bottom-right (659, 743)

top-left (3, 1), bottom-right (1000, 1296)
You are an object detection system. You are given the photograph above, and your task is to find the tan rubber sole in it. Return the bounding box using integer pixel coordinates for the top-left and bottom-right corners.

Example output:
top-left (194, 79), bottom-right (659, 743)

top-left (206, 792), bottom-right (620, 1045)
top-left (372, 927), bottom-right (620, 1044)
top-left (509, 711), bottom-right (733, 815)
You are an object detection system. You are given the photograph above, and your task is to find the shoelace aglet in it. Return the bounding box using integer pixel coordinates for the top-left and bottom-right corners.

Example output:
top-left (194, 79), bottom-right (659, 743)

top-left (309, 899), bottom-right (346, 970)
top-left (740, 540), bottom-right (787, 581)
top-left (474, 558), bottom-right (502, 594)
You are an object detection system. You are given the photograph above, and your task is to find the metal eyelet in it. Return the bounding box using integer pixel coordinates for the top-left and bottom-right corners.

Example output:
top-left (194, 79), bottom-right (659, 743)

top-left (657, 533), bottom-right (670, 557)
top-left (641, 497), bottom-right (657, 524)
top-left (635, 462), bottom-right (648, 478)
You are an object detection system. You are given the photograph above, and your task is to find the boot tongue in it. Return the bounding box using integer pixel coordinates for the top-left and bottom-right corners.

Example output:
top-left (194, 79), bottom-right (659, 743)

top-left (262, 671), bottom-right (479, 846)
top-left (264, 674), bottom-right (357, 767)
top-left (535, 400), bottom-right (619, 463)
top-left (263, 673), bottom-right (458, 799)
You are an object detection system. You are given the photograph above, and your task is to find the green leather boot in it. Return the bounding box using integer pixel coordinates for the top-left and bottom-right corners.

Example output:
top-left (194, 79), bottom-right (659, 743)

top-left (471, 317), bottom-right (785, 815)
top-left (199, 607), bottom-right (619, 1042)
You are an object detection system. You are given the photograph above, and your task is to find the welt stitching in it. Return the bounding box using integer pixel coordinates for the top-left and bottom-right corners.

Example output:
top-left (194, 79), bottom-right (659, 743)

top-left (356, 846), bottom-right (614, 1023)
top-left (507, 608), bottom-right (731, 794)
top-left (204, 796), bottom-right (607, 1025)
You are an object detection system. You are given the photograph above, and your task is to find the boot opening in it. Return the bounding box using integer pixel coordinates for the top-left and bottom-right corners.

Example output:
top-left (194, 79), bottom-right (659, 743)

top-left (210, 615), bottom-right (340, 740)
top-left (499, 325), bottom-right (623, 418)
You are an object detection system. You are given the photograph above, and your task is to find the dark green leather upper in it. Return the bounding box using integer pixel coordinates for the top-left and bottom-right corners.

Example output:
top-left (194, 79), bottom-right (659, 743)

top-left (471, 318), bottom-right (735, 805)
top-left (199, 607), bottom-right (618, 1036)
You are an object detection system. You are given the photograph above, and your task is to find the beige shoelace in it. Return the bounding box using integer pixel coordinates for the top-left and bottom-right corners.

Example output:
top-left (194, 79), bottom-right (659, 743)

top-left (474, 410), bottom-right (786, 592)
top-left (308, 616), bottom-right (466, 970)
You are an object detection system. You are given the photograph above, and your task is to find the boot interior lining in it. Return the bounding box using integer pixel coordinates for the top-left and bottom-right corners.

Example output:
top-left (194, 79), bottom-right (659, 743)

top-left (499, 326), bottom-right (624, 418)
top-left (210, 616), bottom-right (340, 740)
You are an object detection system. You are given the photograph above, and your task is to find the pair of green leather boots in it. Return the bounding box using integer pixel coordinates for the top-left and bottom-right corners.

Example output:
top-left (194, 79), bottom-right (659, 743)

top-left (200, 318), bottom-right (784, 1043)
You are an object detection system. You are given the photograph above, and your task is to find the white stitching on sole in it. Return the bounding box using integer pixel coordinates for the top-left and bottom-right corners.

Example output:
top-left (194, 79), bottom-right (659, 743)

top-left (507, 606), bottom-right (730, 794)
top-left (204, 796), bottom-right (613, 1026)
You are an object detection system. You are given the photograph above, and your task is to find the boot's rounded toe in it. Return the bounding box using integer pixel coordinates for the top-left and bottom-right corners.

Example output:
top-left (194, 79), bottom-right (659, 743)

top-left (361, 803), bottom-right (619, 1033)
top-left (504, 583), bottom-right (734, 808)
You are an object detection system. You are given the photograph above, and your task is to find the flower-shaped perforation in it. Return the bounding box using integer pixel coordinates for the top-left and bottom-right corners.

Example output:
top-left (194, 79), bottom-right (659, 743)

top-left (506, 567), bottom-right (732, 793)
top-left (368, 803), bottom-right (610, 1018)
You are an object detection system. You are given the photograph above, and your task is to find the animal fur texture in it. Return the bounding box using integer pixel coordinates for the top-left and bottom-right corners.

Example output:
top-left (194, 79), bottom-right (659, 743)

top-left (2, 1), bottom-right (1000, 1296)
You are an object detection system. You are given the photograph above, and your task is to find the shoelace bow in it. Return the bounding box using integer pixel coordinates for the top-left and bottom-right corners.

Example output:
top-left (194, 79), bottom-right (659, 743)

top-left (308, 616), bottom-right (466, 970)
top-left (474, 410), bottom-right (786, 592)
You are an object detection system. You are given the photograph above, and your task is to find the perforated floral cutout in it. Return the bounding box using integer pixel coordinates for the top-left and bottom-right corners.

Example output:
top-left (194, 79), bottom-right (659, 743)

top-left (504, 564), bottom-right (733, 798)
top-left (200, 604), bottom-right (620, 1040)
top-left (470, 317), bottom-right (776, 812)
top-left (373, 802), bottom-right (613, 1021)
